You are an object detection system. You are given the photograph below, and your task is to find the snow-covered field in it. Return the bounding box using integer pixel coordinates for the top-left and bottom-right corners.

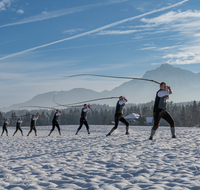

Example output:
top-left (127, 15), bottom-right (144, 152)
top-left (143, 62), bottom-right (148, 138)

top-left (0, 125), bottom-right (200, 190)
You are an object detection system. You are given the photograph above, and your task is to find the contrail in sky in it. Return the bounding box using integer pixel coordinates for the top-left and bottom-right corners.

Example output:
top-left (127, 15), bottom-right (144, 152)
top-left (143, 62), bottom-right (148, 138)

top-left (0, 0), bottom-right (128, 28)
top-left (0, 0), bottom-right (188, 61)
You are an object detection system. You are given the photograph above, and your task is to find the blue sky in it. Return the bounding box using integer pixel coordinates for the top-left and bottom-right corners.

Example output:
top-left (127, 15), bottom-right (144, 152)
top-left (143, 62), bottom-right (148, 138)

top-left (0, 0), bottom-right (199, 107)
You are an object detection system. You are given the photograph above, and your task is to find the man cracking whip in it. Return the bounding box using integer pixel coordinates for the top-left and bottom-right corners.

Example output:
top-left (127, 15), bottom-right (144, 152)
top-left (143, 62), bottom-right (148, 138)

top-left (13, 118), bottom-right (24, 136)
top-left (149, 82), bottom-right (176, 140)
top-left (106, 96), bottom-right (129, 136)
top-left (1, 119), bottom-right (10, 136)
top-left (75, 104), bottom-right (91, 135)
top-left (27, 115), bottom-right (39, 136)
top-left (48, 109), bottom-right (62, 136)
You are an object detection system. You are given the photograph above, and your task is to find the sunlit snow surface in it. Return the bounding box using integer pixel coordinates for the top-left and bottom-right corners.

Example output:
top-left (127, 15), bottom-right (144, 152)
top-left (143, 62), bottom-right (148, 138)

top-left (0, 125), bottom-right (200, 190)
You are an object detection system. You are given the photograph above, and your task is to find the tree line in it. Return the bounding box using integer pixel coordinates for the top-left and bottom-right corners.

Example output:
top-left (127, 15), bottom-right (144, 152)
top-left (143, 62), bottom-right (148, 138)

top-left (0, 100), bottom-right (200, 127)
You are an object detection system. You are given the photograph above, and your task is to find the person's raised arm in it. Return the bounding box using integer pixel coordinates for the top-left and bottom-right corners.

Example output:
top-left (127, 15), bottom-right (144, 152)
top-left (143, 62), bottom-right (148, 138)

top-left (119, 98), bottom-right (127, 105)
top-left (168, 86), bottom-right (172, 94)
top-left (33, 116), bottom-right (39, 120)
top-left (88, 105), bottom-right (91, 112)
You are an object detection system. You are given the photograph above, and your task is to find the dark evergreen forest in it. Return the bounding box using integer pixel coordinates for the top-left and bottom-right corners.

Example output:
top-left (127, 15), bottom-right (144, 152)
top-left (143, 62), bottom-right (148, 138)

top-left (0, 101), bottom-right (199, 127)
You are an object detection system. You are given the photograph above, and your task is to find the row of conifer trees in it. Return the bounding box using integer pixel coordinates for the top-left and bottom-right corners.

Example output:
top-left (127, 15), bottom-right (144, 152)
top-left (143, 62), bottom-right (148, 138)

top-left (0, 100), bottom-right (199, 127)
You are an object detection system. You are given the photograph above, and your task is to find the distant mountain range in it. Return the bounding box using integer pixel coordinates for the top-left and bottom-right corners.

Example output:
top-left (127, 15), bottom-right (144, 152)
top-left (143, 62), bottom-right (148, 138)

top-left (2, 64), bottom-right (200, 112)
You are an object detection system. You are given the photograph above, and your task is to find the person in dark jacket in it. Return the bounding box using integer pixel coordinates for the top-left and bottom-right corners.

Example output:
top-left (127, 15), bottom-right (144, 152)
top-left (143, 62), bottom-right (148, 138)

top-left (13, 118), bottom-right (23, 136)
top-left (149, 82), bottom-right (176, 140)
top-left (75, 104), bottom-right (91, 135)
top-left (106, 96), bottom-right (129, 136)
top-left (27, 115), bottom-right (39, 136)
top-left (1, 119), bottom-right (10, 136)
top-left (48, 109), bottom-right (62, 136)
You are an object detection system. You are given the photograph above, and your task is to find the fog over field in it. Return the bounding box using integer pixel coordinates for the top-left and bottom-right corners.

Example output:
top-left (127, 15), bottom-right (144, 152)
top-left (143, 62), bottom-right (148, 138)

top-left (3, 64), bottom-right (200, 112)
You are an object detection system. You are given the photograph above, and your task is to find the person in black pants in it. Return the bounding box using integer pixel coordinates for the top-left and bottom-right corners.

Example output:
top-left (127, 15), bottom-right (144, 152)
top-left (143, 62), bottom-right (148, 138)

top-left (48, 109), bottom-right (62, 136)
top-left (27, 115), bottom-right (39, 136)
top-left (75, 104), bottom-right (91, 135)
top-left (13, 118), bottom-right (23, 136)
top-left (149, 82), bottom-right (176, 140)
top-left (1, 119), bottom-right (10, 136)
top-left (106, 96), bottom-right (129, 136)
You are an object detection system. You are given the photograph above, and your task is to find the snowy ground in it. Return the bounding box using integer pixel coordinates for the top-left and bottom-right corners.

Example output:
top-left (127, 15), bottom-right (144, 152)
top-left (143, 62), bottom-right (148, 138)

top-left (0, 125), bottom-right (200, 190)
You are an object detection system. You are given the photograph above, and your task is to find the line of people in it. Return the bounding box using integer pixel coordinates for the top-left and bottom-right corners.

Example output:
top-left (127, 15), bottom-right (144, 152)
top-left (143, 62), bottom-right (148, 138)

top-left (1, 115), bottom-right (39, 137)
top-left (1, 82), bottom-right (176, 139)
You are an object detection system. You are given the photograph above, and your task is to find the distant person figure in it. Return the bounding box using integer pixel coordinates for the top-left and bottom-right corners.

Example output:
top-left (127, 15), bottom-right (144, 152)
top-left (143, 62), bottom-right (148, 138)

top-left (106, 96), bottom-right (129, 136)
top-left (13, 118), bottom-right (23, 136)
top-left (149, 82), bottom-right (176, 140)
top-left (27, 115), bottom-right (39, 136)
top-left (1, 119), bottom-right (10, 136)
top-left (75, 104), bottom-right (91, 135)
top-left (48, 109), bottom-right (62, 136)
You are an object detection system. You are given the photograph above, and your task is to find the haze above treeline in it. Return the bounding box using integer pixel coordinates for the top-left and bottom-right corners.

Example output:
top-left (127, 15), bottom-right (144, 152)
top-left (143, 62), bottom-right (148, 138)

top-left (2, 64), bottom-right (200, 112)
